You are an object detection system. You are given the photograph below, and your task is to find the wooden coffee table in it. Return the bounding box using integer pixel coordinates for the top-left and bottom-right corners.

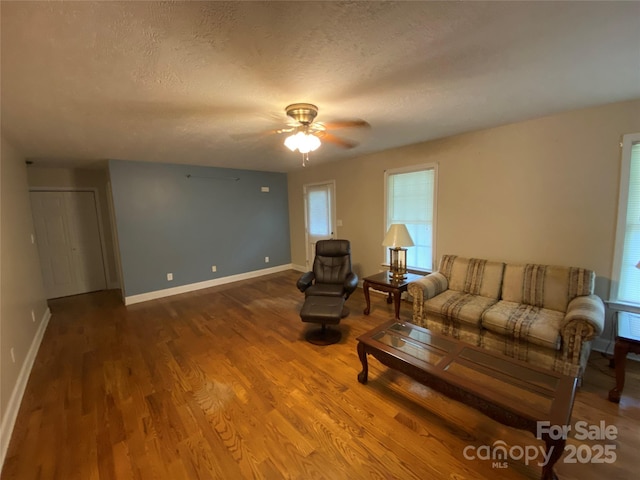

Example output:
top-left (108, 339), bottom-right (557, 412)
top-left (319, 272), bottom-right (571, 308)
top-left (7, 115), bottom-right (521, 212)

top-left (357, 320), bottom-right (578, 480)
top-left (362, 271), bottom-right (424, 320)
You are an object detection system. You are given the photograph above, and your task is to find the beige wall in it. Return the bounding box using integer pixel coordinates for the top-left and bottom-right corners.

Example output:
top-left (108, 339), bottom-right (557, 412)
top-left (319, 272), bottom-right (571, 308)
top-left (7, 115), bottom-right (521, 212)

top-left (27, 165), bottom-right (119, 289)
top-left (288, 99), bottom-right (640, 337)
top-left (0, 137), bottom-right (49, 438)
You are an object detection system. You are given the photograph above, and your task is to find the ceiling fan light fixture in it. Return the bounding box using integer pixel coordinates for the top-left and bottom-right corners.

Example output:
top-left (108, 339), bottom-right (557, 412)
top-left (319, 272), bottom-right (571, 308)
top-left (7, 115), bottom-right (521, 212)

top-left (284, 131), bottom-right (321, 154)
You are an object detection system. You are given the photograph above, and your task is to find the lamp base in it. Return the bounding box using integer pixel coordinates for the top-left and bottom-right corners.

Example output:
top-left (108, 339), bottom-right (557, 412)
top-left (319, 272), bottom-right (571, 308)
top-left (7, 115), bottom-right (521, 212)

top-left (388, 247), bottom-right (408, 281)
top-left (388, 270), bottom-right (407, 281)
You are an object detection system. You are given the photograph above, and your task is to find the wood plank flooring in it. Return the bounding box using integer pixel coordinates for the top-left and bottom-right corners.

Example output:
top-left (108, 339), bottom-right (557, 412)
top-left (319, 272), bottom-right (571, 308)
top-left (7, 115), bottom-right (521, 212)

top-left (2, 270), bottom-right (639, 479)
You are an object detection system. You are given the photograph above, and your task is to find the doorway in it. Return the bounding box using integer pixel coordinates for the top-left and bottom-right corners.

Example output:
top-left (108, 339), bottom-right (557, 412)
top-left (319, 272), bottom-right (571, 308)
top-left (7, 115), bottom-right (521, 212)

top-left (303, 180), bottom-right (336, 269)
top-left (30, 190), bottom-right (107, 299)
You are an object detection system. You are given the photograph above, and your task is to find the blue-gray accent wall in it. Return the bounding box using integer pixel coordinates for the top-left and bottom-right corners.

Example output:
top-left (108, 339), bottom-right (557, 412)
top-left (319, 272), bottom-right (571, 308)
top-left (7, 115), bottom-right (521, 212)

top-left (109, 159), bottom-right (290, 297)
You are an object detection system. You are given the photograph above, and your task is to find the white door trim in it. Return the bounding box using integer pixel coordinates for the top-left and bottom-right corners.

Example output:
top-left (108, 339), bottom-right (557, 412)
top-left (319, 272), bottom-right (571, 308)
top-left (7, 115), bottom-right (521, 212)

top-left (303, 180), bottom-right (337, 270)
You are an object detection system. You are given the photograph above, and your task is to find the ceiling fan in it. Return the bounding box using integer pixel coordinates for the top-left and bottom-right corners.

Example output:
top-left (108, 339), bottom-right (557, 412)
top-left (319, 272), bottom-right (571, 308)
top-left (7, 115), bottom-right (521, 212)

top-left (235, 103), bottom-right (370, 166)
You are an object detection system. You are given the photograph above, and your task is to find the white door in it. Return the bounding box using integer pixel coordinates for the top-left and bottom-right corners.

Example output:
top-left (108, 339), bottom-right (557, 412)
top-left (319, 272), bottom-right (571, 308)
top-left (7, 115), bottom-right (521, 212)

top-left (304, 181), bottom-right (336, 269)
top-left (31, 191), bottom-right (107, 298)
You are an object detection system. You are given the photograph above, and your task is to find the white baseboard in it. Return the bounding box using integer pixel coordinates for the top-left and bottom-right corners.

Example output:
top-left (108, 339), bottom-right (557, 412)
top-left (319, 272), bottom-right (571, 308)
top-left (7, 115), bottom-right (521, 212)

top-left (0, 307), bottom-right (51, 468)
top-left (124, 264), bottom-right (294, 305)
top-left (291, 264), bottom-right (307, 272)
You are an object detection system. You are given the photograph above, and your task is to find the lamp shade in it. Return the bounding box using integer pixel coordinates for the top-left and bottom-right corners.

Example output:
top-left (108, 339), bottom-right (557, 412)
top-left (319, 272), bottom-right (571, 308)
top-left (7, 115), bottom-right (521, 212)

top-left (382, 224), bottom-right (414, 247)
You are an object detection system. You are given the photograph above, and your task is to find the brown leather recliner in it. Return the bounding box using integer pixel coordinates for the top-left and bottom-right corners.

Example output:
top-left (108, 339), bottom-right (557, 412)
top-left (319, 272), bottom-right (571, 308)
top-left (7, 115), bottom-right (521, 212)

top-left (297, 239), bottom-right (358, 345)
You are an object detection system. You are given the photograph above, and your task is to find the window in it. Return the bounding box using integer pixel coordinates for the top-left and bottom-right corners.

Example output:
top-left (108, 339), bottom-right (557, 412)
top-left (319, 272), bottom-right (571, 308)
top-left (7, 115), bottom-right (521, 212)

top-left (308, 188), bottom-right (331, 236)
top-left (384, 164), bottom-right (437, 271)
top-left (611, 133), bottom-right (640, 307)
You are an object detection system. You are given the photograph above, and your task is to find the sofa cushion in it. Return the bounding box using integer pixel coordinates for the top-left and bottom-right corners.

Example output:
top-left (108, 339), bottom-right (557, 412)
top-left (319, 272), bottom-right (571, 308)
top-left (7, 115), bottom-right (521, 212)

top-left (481, 300), bottom-right (564, 350)
top-left (501, 264), bottom-right (594, 312)
top-left (424, 290), bottom-right (499, 327)
top-left (480, 330), bottom-right (586, 377)
top-left (439, 255), bottom-right (505, 300)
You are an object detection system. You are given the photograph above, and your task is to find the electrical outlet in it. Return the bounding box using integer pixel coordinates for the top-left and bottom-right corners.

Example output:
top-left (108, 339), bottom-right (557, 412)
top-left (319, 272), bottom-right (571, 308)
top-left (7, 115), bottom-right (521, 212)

top-left (265, 256), bottom-right (269, 263)
top-left (167, 273), bottom-right (173, 281)
top-left (31, 310), bottom-right (35, 322)
top-left (10, 347), bottom-right (15, 363)
top-left (30, 234), bottom-right (35, 244)
top-left (211, 265), bottom-right (217, 272)
top-left (261, 186), bottom-right (269, 192)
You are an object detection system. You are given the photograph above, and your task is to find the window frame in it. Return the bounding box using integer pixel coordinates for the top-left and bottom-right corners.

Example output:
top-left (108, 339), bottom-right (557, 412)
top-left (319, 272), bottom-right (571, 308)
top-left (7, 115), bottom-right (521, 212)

top-left (610, 132), bottom-right (640, 311)
top-left (383, 163), bottom-right (438, 273)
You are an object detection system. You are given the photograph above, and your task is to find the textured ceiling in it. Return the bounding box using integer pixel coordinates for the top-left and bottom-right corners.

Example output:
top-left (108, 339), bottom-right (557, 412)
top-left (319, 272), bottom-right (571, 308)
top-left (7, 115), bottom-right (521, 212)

top-left (2, 1), bottom-right (639, 172)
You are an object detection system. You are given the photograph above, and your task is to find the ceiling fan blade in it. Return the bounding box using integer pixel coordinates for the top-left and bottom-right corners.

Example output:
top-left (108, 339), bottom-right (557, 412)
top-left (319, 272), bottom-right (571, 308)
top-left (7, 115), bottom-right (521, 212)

top-left (320, 119), bottom-right (370, 130)
top-left (230, 127), bottom-right (294, 141)
top-left (319, 132), bottom-right (358, 149)
top-left (275, 127), bottom-right (297, 134)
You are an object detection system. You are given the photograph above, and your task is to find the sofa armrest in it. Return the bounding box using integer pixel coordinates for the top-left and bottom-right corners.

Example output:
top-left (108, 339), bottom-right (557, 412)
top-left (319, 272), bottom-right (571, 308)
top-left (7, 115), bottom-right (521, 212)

top-left (407, 272), bottom-right (449, 322)
top-left (344, 272), bottom-right (359, 299)
top-left (560, 295), bottom-right (605, 367)
top-left (563, 295), bottom-right (605, 338)
top-left (297, 271), bottom-right (315, 293)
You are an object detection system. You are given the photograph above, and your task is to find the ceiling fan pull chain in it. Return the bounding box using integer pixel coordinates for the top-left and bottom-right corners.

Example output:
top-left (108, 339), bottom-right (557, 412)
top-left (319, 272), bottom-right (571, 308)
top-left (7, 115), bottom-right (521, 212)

top-left (302, 152), bottom-right (309, 167)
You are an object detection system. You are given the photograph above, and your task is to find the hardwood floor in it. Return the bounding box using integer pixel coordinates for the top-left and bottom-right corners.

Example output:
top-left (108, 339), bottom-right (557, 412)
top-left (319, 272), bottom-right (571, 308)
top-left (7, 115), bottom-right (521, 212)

top-left (2, 270), bottom-right (639, 479)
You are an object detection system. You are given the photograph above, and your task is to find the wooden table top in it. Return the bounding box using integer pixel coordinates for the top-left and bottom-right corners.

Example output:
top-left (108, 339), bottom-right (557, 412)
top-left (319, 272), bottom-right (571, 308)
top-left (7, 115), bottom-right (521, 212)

top-left (363, 271), bottom-right (425, 288)
top-left (357, 320), bottom-right (578, 428)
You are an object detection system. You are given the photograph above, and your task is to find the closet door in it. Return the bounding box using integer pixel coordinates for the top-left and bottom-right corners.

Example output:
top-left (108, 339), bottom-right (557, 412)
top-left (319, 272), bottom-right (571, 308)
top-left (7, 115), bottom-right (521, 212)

top-left (31, 191), bottom-right (107, 298)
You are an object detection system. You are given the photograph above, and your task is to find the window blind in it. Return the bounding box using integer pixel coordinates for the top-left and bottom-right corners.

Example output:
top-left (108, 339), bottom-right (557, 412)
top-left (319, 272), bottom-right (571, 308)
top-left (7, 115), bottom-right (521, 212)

top-left (386, 168), bottom-right (435, 271)
top-left (308, 188), bottom-right (331, 236)
top-left (617, 142), bottom-right (640, 304)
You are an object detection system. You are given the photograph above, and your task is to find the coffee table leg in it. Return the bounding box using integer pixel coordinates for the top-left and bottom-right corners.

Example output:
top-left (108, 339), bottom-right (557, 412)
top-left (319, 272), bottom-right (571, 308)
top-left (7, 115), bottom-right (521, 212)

top-left (363, 281), bottom-right (371, 315)
top-left (357, 342), bottom-right (368, 384)
top-left (541, 435), bottom-right (565, 480)
top-left (608, 339), bottom-right (629, 403)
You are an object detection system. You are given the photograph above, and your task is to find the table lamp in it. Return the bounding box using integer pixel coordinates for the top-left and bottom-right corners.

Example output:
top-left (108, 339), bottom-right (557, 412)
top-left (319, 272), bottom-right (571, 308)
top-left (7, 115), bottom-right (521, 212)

top-left (383, 224), bottom-right (414, 280)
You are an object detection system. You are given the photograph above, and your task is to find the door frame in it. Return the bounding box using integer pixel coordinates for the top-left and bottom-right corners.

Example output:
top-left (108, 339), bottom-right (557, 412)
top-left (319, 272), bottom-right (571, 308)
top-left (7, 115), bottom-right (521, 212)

top-left (106, 181), bottom-right (126, 301)
top-left (303, 180), bottom-right (337, 269)
top-left (29, 187), bottom-right (110, 290)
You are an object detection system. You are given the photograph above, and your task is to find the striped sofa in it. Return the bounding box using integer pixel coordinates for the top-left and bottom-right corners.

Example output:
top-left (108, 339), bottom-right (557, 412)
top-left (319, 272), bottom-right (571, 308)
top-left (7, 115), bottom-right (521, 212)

top-left (407, 255), bottom-right (605, 379)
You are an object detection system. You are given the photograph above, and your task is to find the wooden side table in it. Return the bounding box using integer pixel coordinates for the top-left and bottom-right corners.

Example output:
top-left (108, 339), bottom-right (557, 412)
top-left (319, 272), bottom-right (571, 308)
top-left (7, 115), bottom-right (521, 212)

top-left (362, 271), bottom-right (424, 320)
top-left (608, 311), bottom-right (640, 403)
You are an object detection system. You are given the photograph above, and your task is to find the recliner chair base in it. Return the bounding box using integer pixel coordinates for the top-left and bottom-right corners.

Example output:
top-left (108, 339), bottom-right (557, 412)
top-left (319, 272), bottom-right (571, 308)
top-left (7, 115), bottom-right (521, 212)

top-left (305, 324), bottom-right (342, 345)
